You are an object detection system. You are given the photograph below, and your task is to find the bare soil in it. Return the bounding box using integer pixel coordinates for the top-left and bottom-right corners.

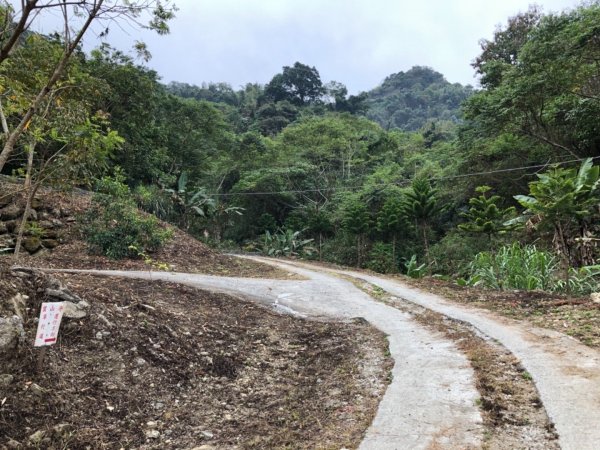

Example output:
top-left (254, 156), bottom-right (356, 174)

top-left (0, 261), bottom-right (391, 449)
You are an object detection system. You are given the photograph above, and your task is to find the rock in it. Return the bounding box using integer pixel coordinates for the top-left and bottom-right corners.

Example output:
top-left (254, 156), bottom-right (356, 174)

top-left (0, 316), bottom-right (24, 354)
top-left (190, 446), bottom-right (216, 450)
top-left (27, 208), bottom-right (37, 221)
top-left (145, 429), bottom-right (160, 439)
top-left (63, 301), bottom-right (89, 319)
top-left (6, 438), bottom-right (20, 448)
top-left (591, 293), bottom-right (600, 304)
top-left (135, 357), bottom-right (147, 366)
top-left (0, 203), bottom-right (23, 220)
top-left (4, 220), bottom-right (17, 232)
top-left (146, 420), bottom-right (158, 428)
top-left (30, 197), bottom-right (42, 210)
top-left (200, 431), bottom-right (214, 439)
top-left (10, 293), bottom-right (28, 321)
top-left (0, 221), bottom-right (7, 233)
top-left (42, 229), bottom-right (59, 239)
top-left (0, 373), bottom-right (14, 386)
top-left (28, 430), bottom-right (46, 444)
top-left (0, 234), bottom-right (15, 249)
top-left (52, 423), bottom-right (72, 437)
top-left (45, 287), bottom-right (81, 303)
top-left (30, 383), bottom-right (45, 396)
top-left (41, 238), bottom-right (59, 249)
top-left (22, 236), bottom-right (41, 254)
top-left (0, 193), bottom-right (13, 208)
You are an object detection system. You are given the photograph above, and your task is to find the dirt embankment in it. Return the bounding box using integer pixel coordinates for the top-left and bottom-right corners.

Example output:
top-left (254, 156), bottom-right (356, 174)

top-left (0, 262), bottom-right (391, 449)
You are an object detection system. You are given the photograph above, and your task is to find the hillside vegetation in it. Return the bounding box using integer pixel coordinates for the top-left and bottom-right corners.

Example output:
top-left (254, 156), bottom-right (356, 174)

top-left (365, 66), bottom-right (473, 131)
top-left (0, 2), bottom-right (598, 294)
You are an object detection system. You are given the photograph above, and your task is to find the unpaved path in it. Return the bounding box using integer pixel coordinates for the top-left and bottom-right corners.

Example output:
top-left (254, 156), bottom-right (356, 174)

top-left (42, 257), bottom-right (600, 450)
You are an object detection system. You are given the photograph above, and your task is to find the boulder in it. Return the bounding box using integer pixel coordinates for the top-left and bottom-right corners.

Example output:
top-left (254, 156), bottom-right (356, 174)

top-left (9, 293), bottom-right (28, 321)
top-left (0, 192), bottom-right (13, 208)
top-left (42, 239), bottom-right (59, 249)
top-left (23, 236), bottom-right (42, 254)
top-left (0, 316), bottom-right (24, 354)
top-left (591, 293), bottom-right (600, 304)
top-left (0, 203), bottom-right (23, 220)
top-left (4, 220), bottom-right (17, 232)
top-left (63, 300), bottom-right (89, 319)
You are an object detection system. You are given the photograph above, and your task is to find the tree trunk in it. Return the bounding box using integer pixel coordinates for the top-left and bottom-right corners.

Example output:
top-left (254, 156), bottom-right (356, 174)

top-left (14, 144), bottom-right (36, 260)
top-left (392, 234), bottom-right (397, 272)
top-left (356, 234), bottom-right (361, 268)
top-left (319, 232), bottom-right (323, 261)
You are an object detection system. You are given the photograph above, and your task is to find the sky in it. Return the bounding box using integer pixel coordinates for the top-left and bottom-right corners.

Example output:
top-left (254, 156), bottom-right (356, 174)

top-left (28, 0), bottom-right (582, 93)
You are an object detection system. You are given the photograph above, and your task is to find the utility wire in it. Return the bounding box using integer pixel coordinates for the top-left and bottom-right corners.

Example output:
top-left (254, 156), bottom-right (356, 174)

top-left (207, 155), bottom-right (600, 197)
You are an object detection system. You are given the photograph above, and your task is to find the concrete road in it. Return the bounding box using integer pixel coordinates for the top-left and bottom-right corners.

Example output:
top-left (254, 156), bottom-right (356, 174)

top-left (45, 264), bottom-right (483, 449)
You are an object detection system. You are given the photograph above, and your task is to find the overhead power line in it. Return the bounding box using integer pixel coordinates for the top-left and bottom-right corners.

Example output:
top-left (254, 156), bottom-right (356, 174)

top-left (207, 155), bottom-right (600, 198)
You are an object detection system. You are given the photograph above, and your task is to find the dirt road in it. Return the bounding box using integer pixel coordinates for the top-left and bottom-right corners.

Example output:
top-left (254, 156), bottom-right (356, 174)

top-left (43, 257), bottom-right (600, 449)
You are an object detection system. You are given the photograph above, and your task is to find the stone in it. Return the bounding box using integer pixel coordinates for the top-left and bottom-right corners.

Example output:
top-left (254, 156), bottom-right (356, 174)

top-left (42, 229), bottom-right (59, 239)
top-left (0, 316), bottom-right (24, 354)
top-left (41, 238), bottom-right (59, 249)
top-left (30, 197), bottom-right (42, 210)
top-left (27, 208), bottom-right (37, 221)
top-left (145, 429), bottom-right (160, 439)
top-left (135, 357), bottom-right (147, 366)
top-left (30, 383), bottom-right (45, 396)
top-left (52, 423), bottom-right (72, 437)
top-left (0, 193), bottom-right (13, 208)
top-left (4, 220), bottom-right (17, 232)
top-left (28, 430), bottom-right (46, 444)
top-left (45, 287), bottom-right (81, 303)
top-left (63, 301), bottom-right (89, 319)
top-left (0, 221), bottom-right (7, 233)
top-left (0, 203), bottom-right (22, 220)
top-left (591, 293), bottom-right (600, 304)
top-left (200, 431), bottom-right (214, 439)
top-left (23, 236), bottom-right (41, 254)
top-left (191, 446), bottom-right (216, 450)
top-left (10, 293), bottom-right (28, 321)
top-left (0, 234), bottom-right (15, 249)
top-left (6, 438), bottom-right (20, 448)
top-left (0, 373), bottom-right (14, 386)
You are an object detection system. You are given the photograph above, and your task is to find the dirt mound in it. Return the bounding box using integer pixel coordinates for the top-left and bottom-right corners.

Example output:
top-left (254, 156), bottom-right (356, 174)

top-left (0, 260), bottom-right (391, 448)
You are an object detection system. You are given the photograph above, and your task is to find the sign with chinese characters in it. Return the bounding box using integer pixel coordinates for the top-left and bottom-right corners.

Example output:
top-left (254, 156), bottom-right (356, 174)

top-left (34, 302), bottom-right (65, 347)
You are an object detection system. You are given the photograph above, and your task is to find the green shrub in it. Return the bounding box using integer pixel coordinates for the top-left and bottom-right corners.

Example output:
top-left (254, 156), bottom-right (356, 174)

top-left (261, 228), bottom-right (314, 257)
top-left (404, 254), bottom-right (427, 279)
top-left (429, 229), bottom-right (489, 276)
top-left (321, 232), bottom-right (358, 266)
top-left (366, 242), bottom-right (396, 273)
top-left (81, 175), bottom-right (173, 259)
top-left (466, 243), bottom-right (557, 291)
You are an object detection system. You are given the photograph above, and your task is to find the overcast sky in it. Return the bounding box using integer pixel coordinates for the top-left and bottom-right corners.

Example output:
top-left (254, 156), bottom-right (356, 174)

top-left (30, 0), bottom-right (583, 93)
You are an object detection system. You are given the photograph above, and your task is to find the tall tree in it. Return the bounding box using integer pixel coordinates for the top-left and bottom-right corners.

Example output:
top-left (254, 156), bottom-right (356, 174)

top-left (402, 177), bottom-right (441, 269)
top-left (264, 62), bottom-right (325, 106)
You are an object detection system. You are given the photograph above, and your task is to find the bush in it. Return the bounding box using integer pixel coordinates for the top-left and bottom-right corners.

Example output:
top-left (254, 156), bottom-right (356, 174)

top-left (321, 232), bottom-right (358, 266)
top-left (465, 243), bottom-right (557, 291)
top-left (429, 230), bottom-right (489, 276)
top-left (81, 175), bottom-right (173, 259)
top-left (366, 242), bottom-right (396, 273)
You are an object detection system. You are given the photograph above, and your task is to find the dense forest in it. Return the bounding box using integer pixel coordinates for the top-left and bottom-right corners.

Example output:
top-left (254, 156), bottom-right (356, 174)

top-left (1, 2), bottom-right (600, 294)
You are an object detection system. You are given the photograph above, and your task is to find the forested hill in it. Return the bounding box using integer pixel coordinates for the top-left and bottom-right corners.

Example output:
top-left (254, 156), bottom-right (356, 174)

top-left (365, 66), bottom-right (474, 131)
